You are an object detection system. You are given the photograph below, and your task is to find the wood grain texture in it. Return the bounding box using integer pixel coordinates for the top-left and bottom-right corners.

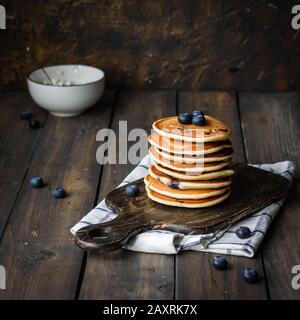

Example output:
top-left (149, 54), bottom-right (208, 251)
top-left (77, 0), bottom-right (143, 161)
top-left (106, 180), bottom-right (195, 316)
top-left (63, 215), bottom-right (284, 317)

top-left (75, 164), bottom-right (290, 251)
top-left (0, 89), bottom-right (47, 237)
top-left (1, 0), bottom-right (299, 91)
top-left (79, 91), bottom-right (176, 300)
top-left (176, 91), bottom-right (268, 299)
top-left (0, 89), bottom-right (298, 300)
top-left (0, 91), bottom-right (115, 299)
top-left (239, 92), bottom-right (300, 299)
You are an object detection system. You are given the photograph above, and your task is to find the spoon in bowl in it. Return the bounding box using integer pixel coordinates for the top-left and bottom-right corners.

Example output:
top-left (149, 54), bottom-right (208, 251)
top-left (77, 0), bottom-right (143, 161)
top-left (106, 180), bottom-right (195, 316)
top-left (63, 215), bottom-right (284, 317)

top-left (41, 68), bottom-right (53, 85)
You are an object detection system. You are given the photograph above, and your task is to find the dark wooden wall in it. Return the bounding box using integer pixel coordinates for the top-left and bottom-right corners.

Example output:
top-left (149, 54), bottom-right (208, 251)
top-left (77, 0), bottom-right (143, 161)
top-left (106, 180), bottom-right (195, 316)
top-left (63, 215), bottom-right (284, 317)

top-left (0, 0), bottom-right (299, 91)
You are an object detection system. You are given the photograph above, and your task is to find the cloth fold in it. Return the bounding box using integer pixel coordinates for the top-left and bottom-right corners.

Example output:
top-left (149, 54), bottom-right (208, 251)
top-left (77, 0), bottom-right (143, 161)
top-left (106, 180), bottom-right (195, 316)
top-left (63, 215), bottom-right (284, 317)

top-left (71, 157), bottom-right (295, 257)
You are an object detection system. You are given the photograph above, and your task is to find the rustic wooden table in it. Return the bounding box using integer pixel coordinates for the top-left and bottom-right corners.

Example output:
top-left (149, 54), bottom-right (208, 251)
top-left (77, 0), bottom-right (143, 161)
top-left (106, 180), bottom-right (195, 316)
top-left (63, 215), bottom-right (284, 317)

top-left (0, 88), bottom-right (299, 300)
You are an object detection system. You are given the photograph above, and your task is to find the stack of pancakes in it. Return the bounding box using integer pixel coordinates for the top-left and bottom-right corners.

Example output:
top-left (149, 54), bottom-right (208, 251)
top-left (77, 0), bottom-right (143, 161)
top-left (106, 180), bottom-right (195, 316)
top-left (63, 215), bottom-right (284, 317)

top-left (144, 115), bottom-right (234, 208)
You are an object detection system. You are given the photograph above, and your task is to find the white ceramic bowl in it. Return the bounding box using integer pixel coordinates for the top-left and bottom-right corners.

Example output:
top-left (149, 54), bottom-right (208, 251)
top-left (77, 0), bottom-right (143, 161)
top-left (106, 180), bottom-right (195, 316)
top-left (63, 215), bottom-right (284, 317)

top-left (27, 65), bottom-right (105, 117)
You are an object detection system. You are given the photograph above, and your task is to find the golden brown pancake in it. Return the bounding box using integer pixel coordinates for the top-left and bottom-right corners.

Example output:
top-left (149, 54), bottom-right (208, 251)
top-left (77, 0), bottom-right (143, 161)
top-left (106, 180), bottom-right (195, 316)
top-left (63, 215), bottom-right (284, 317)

top-left (145, 186), bottom-right (231, 208)
top-left (145, 114), bottom-right (233, 208)
top-left (154, 146), bottom-right (233, 164)
top-left (153, 115), bottom-right (230, 143)
top-left (154, 163), bottom-right (235, 181)
top-left (148, 165), bottom-right (232, 190)
top-left (148, 132), bottom-right (232, 155)
top-left (144, 174), bottom-right (230, 200)
top-left (149, 147), bottom-right (231, 173)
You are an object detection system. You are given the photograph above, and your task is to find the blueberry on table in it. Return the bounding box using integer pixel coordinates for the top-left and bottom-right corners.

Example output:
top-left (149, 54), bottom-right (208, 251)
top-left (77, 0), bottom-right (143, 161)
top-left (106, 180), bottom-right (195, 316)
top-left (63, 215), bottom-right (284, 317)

top-left (236, 226), bottom-right (251, 239)
top-left (29, 119), bottom-right (41, 129)
top-left (243, 268), bottom-right (259, 283)
top-left (125, 184), bottom-right (139, 197)
top-left (178, 113), bottom-right (192, 124)
top-left (52, 187), bottom-right (67, 199)
top-left (192, 114), bottom-right (206, 126)
top-left (20, 111), bottom-right (33, 120)
top-left (212, 256), bottom-right (228, 270)
top-left (191, 110), bottom-right (204, 117)
top-left (29, 176), bottom-right (44, 188)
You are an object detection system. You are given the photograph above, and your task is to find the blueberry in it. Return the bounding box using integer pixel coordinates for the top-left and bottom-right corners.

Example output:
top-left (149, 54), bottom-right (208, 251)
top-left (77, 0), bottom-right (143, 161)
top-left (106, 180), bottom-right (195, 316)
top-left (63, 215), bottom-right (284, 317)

top-left (125, 184), bottom-right (139, 197)
top-left (52, 187), bottom-right (67, 199)
top-left (191, 110), bottom-right (204, 117)
top-left (20, 111), bottom-right (33, 120)
top-left (178, 113), bottom-right (192, 124)
top-left (243, 268), bottom-right (259, 283)
top-left (167, 180), bottom-right (180, 189)
top-left (29, 176), bottom-right (44, 188)
top-left (29, 119), bottom-right (41, 129)
top-left (192, 114), bottom-right (206, 126)
top-left (236, 226), bottom-right (251, 239)
top-left (212, 256), bottom-right (228, 270)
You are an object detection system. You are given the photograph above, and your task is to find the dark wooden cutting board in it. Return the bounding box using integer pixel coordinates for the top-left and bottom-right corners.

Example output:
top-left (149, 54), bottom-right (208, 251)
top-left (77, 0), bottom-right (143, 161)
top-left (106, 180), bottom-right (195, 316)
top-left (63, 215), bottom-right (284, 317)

top-left (75, 163), bottom-right (291, 251)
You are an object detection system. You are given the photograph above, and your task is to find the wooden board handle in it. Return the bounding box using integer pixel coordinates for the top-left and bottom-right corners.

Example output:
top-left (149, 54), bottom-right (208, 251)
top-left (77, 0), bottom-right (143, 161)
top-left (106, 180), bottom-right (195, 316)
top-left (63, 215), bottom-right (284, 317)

top-left (74, 213), bottom-right (155, 251)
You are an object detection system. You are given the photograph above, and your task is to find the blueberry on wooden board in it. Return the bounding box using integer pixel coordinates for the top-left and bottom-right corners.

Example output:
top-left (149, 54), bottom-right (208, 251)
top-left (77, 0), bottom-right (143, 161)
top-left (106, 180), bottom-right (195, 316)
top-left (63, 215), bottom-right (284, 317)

top-left (29, 119), bottom-right (41, 129)
top-left (20, 111), bottom-right (33, 120)
top-left (236, 226), bottom-right (251, 239)
top-left (178, 113), bottom-right (192, 124)
top-left (29, 176), bottom-right (44, 188)
top-left (212, 256), bottom-right (228, 270)
top-left (52, 187), bottom-right (67, 199)
top-left (243, 268), bottom-right (259, 283)
top-left (125, 184), bottom-right (139, 197)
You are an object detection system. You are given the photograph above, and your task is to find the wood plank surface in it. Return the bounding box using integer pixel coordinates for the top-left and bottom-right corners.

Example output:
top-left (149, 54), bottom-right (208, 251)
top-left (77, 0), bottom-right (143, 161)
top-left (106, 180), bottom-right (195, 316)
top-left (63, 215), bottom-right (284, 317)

top-left (0, 91), bottom-right (115, 299)
top-left (2, 1), bottom-right (300, 92)
top-left (79, 91), bottom-right (176, 299)
top-left (175, 91), bottom-right (268, 299)
top-left (1, 89), bottom-right (297, 300)
top-left (239, 93), bottom-right (300, 299)
top-left (0, 89), bottom-right (48, 237)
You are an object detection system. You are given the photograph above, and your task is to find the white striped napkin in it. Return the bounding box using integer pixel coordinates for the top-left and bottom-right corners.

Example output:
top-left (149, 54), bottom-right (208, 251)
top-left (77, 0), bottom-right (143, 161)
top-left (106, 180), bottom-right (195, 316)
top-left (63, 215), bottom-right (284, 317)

top-left (71, 157), bottom-right (295, 257)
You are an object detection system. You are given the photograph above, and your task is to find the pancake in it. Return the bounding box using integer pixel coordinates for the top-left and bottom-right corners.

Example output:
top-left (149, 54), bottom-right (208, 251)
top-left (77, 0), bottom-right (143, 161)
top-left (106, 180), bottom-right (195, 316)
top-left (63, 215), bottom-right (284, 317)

top-left (154, 146), bottom-right (233, 164)
top-left (154, 163), bottom-right (235, 181)
top-left (148, 132), bottom-right (232, 155)
top-left (145, 186), bottom-right (231, 208)
top-left (148, 165), bottom-right (232, 190)
top-left (149, 147), bottom-right (231, 173)
top-left (144, 174), bottom-right (230, 200)
top-left (153, 115), bottom-right (230, 143)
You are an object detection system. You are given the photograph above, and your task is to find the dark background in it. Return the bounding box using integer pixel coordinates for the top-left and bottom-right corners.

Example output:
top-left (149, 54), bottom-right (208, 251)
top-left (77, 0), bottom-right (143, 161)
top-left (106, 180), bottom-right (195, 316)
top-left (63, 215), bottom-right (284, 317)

top-left (1, 0), bottom-right (300, 91)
